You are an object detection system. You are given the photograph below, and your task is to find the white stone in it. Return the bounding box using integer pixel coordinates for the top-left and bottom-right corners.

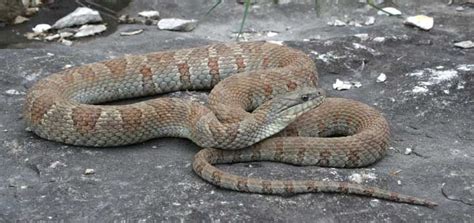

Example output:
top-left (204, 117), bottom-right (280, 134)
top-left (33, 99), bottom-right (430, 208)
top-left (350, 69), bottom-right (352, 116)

top-left (354, 33), bottom-right (369, 41)
top-left (73, 24), bottom-right (107, 38)
top-left (373, 37), bottom-right (386, 42)
top-left (84, 168), bottom-right (95, 175)
top-left (52, 7), bottom-right (103, 29)
top-left (138, 10), bottom-right (160, 19)
top-left (333, 79), bottom-right (352, 90)
top-left (5, 89), bottom-right (22, 95)
top-left (412, 86), bottom-right (428, 93)
top-left (32, 24), bottom-right (51, 33)
top-left (59, 32), bottom-right (74, 38)
top-left (376, 73), bottom-right (387, 82)
top-left (454, 40), bottom-right (474, 49)
top-left (404, 15), bottom-right (434, 31)
top-left (328, 19), bottom-right (346, 27)
top-left (377, 7), bottom-right (402, 16)
top-left (369, 199), bottom-right (380, 207)
top-left (455, 6), bottom-right (464, 11)
top-left (404, 148), bottom-right (413, 155)
top-left (364, 16), bottom-right (375, 26)
top-left (45, 34), bottom-right (60, 41)
top-left (266, 31), bottom-right (278, 37)
top-left (158, 18), bottom-right (198, 32)
top-left (266, 40), bottom-right (283, 45)
top-left (352, 81), bottom-right (362, 88)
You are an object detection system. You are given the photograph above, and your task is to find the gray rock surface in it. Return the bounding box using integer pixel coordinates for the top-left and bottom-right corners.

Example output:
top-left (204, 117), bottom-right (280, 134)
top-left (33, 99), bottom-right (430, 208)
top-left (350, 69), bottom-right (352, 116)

top-left (0, 0), bottom-right (473, 222)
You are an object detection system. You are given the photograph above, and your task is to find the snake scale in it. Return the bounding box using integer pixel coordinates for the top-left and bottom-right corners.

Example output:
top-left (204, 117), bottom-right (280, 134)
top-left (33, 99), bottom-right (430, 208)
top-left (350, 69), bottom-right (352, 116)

top-left (24, 41), bottom-right (436, 207)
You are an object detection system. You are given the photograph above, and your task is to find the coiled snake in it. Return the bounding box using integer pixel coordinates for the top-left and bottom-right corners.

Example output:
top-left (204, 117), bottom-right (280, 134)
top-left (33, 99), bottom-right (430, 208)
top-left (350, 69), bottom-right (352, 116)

top-left (24, 41), bottom-right (436, 207)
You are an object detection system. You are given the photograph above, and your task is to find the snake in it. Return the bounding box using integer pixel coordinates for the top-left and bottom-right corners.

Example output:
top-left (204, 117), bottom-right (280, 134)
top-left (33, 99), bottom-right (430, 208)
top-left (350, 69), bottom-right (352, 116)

top-left (23, 41), bottom-right (437, 207)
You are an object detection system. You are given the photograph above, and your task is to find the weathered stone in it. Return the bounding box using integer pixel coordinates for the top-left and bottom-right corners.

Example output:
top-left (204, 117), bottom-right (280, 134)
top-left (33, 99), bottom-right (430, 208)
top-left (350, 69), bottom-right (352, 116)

top-left (157, 18), bottom-right (197, 32)
top-left (454, 40), bottom-right (474, 49)
top-left (52, 7), bottom-right (102, 29)
top-left (32, 24), bottom-right (51, 33)
top-left (138, 10), bottom-right (160, 20)
top-left (404, 15), bottom-right (434, 31)
top-left (73, 24), bottom-right (106, 38)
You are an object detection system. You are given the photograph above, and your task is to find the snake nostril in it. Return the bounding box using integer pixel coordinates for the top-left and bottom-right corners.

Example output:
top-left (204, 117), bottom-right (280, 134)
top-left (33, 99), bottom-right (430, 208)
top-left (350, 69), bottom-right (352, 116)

top-left (301, 95), bottom-right (309, 101)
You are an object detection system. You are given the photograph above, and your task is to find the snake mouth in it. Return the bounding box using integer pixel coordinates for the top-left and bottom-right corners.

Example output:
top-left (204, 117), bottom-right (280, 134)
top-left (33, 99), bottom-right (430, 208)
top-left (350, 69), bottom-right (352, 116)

top-left (278, 88), bottom-right (326, 116)
top-left (261, 87), bottom-right (326, 135)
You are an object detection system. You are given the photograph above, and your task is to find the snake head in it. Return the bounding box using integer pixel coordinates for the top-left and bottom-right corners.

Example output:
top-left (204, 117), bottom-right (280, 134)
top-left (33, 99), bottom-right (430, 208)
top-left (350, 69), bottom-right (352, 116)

top-left (252, 87), bottom-right (326, 140)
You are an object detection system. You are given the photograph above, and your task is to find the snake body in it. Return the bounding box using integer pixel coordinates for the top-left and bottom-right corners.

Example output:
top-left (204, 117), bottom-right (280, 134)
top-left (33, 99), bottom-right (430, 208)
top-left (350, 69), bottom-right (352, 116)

top-left (24, 42), bottom-right (436, 207)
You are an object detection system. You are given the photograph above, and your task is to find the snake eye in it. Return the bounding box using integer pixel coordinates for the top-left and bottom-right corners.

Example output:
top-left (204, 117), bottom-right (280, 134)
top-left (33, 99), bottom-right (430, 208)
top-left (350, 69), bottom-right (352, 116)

top-left (301, 94), bottom-right (309, 102)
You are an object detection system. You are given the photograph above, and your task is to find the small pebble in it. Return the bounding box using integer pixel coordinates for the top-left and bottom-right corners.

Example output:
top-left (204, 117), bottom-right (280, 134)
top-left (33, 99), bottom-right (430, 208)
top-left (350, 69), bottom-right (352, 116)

top-left (138, 10), bottom-right (160, 19)
top-left (373, 37), bottom-right (386, 42)
top-left (376, 73), bottom-right (387, 83)
top-left (454, 40), bottom-right (474, 49)
top-left (352, 81), bottom-right (362, 88)
top-left (369, 199), bottom-right (380, 207)
top-left (332, 79), bottom-right (352, 90)
top-left (266, 31), bottom-right (278, 37)
top-left (5, 89), bottom-right (22, 95)
top-left (32, 24), bottom-right (51, 33)
top-left (45, 34), bottom-right (60, 41)
top-left (84, 168), bottom-right (95, 175)
top-left (404, 148), bottom-right (413, 155)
